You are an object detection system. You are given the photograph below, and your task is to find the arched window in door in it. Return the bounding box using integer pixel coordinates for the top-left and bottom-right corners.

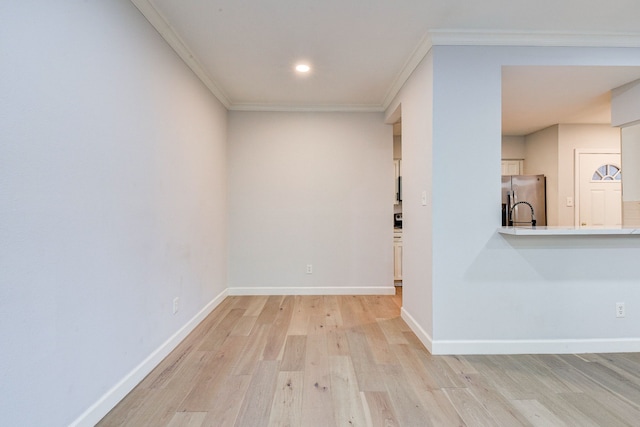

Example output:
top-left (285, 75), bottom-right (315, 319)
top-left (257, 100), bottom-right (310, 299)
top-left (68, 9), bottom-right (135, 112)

top-left (592, 164), bottom-right (621, 181)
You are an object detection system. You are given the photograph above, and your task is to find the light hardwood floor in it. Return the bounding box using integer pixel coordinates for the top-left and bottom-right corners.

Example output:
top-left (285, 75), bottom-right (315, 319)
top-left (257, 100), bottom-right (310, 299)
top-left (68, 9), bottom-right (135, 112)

top-left (98, 289), bottom-right (640, 426)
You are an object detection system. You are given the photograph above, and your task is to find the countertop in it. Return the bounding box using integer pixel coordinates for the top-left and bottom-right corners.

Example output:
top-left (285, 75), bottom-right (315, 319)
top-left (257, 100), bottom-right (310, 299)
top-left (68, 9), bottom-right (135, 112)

top-left (498, 226), bottom-right (640, 236)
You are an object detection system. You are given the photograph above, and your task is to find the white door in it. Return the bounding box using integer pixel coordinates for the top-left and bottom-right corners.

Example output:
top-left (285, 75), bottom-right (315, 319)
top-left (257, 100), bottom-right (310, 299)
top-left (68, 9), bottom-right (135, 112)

top-left (577, 152), bottom-right (621, 228)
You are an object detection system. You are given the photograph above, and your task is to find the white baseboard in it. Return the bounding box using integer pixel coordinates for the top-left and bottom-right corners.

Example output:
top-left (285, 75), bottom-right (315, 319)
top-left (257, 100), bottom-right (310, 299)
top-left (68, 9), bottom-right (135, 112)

top-left (401, 307), bottom-right (434, 353)
top-left (69, 288), bottom-right (229, 427)
top-left (72, 286), bottom-right (640, 426)
top-left (432, 338), bottom-right (640, 355)
top-left (400, 307), bottom-right (640, 355)
top-left (228, 286), bottom-right (396, 296)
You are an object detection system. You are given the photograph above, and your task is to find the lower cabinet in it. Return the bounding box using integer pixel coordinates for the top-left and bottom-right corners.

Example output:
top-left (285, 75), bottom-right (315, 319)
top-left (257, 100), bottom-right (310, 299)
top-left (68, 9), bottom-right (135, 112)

top-left (393, 231), bottom-right (402, 281)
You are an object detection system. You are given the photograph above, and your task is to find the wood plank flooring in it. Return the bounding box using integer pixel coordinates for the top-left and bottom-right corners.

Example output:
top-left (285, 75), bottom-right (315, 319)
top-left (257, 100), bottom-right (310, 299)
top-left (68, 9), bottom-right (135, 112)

top-left (98, 289), bottom-right (640, 426)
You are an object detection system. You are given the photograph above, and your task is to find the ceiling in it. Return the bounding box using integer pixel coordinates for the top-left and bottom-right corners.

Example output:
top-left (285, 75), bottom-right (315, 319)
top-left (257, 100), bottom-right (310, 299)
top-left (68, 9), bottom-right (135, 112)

top-left (133, 0), bottom-right (640, 133)
top-left (502, 66), bottom-right (640, 135)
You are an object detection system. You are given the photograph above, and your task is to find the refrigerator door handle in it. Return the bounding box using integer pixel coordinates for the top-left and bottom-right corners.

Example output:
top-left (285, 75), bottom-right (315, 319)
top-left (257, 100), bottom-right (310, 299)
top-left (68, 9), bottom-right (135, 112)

top-left (508, 189), bottom-right (521, 226)
top-left (507, 190), bottom-right (513, 226)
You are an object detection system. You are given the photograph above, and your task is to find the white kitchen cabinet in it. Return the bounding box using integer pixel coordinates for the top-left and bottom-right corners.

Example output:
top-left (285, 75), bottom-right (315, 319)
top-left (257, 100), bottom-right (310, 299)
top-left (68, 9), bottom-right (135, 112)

top-left (393, 230), bottom-right (402, 281)
top-left (501, 159), bottom-right (523, 175)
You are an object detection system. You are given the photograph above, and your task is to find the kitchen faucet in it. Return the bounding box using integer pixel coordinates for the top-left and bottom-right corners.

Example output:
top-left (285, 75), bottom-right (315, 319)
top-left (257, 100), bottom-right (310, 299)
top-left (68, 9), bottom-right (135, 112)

top-left (508, 201), bottom-right (536, 227)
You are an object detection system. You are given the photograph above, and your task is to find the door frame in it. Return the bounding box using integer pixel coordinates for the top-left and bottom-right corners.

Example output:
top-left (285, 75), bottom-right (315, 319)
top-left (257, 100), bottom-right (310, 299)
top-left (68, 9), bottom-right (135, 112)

top-left (574, 148), bottom-right (621, 227)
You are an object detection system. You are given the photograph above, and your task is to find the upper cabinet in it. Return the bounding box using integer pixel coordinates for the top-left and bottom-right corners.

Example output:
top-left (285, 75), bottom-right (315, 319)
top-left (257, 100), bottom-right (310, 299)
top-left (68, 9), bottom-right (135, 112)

top-left (501, 159), bottom-right (523, 175)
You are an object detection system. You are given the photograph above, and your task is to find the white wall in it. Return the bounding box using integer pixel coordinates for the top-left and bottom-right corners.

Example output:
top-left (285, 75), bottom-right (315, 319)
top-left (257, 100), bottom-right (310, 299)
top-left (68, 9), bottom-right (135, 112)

top-left (521, 124), bottom-right (620, 227)
top-left (612, 79), bottom-right (640, 127)
top-left (393, 135), bottom-right (402, 159)
top-left (227, 112), bottom-right (393, 293)
top-left (386, 52), bottom-right (434, 348)
top-left (613, 83), bottom-right (640, 225)
top-left (622, 124), bottom-right (640, 225)
top-left (423, 46), bottom-right (640, 354)
top-left (622, 124), bottom-right (640, 201)
top-left (557, 124), bottom-right (621, 226)
top-left (501, 135), bottom-right (526, 159)
top-left (0, 2), bottom-right (228, 426)
top-left (521, 125), bottom-right (621, 226)
top-left (524, 126), bottom-right (559, 225)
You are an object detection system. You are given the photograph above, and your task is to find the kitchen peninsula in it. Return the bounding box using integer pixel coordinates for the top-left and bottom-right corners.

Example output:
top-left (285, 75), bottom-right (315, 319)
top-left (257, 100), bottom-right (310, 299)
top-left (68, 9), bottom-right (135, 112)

top-left (499, 226), bottom-right (640, 236)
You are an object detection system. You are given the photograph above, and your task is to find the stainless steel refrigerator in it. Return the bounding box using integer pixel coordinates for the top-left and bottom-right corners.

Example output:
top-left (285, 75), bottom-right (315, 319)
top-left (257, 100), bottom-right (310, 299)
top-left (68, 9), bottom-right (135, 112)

top-left (501, 175), bottom-right (546, 226)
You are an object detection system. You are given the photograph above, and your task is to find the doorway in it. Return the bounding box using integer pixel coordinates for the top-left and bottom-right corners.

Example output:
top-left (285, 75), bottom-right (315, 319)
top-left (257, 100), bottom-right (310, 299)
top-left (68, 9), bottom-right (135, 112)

top-left (393, 119), bottom-right (402, 292)
top-left (575, 149), bottom-right (622, 228)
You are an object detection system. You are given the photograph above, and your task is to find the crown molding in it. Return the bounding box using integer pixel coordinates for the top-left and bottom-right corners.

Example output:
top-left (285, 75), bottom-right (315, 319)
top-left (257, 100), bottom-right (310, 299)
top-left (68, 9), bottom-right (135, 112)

top-left (428, 29), bottom-right (640, 48)
top-left (228, 103), bottom-right (385, 113)
top-left (130, 0), bottom-right (231, 108)
top-left (379, 30), bottom-right (640, 111)
top-left (381, 33), bottom-right (434, 109)
top-left (127, 4), bottom-right (640, 113)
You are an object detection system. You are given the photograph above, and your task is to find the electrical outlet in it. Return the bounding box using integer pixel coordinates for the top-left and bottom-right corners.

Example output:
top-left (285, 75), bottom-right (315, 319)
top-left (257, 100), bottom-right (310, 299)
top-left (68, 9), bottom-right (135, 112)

top-left (173, 297), bottom-right (180, 314)
top-left (616, 302), bottom-right (625, 318)
top-left (306, 264), bottom-right (313, 274)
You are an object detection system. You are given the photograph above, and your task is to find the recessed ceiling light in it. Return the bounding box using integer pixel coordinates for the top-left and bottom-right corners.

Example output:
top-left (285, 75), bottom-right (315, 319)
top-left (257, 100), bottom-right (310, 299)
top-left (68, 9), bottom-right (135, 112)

top-left (295, 64), bottom-right (311, 73)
